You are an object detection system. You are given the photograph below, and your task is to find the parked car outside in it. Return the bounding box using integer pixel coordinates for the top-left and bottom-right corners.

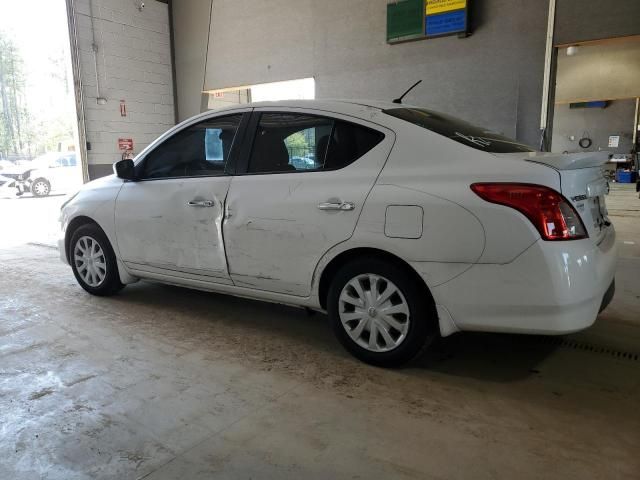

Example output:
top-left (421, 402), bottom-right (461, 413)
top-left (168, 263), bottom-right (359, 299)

top-left (58, 100), bottom-right (617, 366)
top-left (0, 173), bottom-right (17, 198)
top-left (289, 156), bottom-right (316, 170)
top-left (2, 152), bottom-right (82, 197)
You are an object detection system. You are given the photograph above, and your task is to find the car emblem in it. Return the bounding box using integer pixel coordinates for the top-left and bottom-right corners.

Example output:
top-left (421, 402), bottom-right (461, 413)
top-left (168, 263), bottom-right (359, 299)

top-left (571, 194), bottom-right (588, 202)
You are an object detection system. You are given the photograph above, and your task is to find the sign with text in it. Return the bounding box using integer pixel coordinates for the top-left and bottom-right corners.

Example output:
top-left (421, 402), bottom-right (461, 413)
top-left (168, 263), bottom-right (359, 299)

top-left (426, 0), bottom-right (466, 15)
top-left (387, 0), bottom-right (469, 44)
top-left (608, 135), bottom-right (620, 148)
top-left (425, 0), bottom-right (467, 37)
top-left (387, 0), bottom-right (425, 43)
top-left (118, 138), bottom-right (134, 151)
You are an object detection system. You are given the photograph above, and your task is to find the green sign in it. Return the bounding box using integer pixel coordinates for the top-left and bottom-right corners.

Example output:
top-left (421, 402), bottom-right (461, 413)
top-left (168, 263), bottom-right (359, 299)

top-left (387, 0), bottom-right (425, 43)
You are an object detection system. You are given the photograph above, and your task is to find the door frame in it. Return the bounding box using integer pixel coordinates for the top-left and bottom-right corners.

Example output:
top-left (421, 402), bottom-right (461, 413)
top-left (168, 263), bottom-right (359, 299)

top-left (221, 106), bottom-right (396, 296)
top-left (114, 108), bottom-right (253, 282)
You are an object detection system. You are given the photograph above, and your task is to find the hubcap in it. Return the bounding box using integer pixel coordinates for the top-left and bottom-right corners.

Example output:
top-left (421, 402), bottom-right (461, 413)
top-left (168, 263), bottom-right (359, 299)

top-left (74, 236), bottom-right (107, 287)
top-left (338, 273), bottom-right (410, 353)
top-left (34, 181), bottom-right (49, 195)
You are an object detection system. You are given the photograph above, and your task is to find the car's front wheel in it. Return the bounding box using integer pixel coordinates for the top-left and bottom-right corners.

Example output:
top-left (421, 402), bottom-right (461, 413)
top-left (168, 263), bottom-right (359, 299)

top-left (328, 257), bottom-right (437, 367)
top-left (70, 224), bottom-right (124, 296)
top-left (31, 178), bottom-right (51, 197)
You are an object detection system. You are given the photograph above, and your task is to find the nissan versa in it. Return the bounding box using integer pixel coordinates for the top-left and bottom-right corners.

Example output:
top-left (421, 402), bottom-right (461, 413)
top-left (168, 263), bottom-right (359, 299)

top-left (58, 100), bottom-right (616, 366)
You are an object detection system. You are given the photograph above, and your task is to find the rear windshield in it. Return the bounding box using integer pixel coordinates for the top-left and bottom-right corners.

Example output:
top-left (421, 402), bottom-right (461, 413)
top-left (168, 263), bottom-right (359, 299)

top-left (384, 108), bottom-right (535, 153)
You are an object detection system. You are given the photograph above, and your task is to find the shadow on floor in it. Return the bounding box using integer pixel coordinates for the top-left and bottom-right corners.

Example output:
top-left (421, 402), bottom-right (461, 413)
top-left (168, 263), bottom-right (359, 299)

top-left (105, 281), bottom-right (562, 384)
top-left (14, 193), bottom-right (67, 199)
top-left (415, 332), bottom-right (559, 382)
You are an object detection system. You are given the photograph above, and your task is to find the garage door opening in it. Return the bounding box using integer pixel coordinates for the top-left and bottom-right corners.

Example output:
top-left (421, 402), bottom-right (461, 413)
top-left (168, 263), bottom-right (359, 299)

top-left (0, 0), bottom-right (82, 248)
top-left (549, 36), bottom-right (640, 182)
top-left (203, 77), bottom-right (315, 111)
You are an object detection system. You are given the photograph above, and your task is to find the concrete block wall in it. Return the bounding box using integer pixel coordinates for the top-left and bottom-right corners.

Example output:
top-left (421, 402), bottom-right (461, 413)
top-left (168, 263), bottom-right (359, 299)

top-left (72, 0), bottom-right (175, 179)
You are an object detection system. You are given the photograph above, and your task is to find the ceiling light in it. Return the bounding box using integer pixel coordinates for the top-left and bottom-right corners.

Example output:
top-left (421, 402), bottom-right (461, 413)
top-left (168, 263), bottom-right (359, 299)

top-left (566, 46), bottom-right (579, 56)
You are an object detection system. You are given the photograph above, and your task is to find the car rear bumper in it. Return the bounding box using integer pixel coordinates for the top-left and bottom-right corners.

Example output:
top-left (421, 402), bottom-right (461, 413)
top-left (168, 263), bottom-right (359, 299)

top-left (430, 226), bottom-right (617, 335)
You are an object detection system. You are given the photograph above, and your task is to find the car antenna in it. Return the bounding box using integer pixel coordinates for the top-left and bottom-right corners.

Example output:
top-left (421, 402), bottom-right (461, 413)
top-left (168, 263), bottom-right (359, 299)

top-left (393, 80), bottom-right (422, 104)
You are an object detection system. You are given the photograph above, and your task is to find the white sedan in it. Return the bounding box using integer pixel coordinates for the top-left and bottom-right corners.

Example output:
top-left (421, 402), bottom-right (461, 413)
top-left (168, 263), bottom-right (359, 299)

top-left (1, 153), bottom-right (82, 197)
top-left (58, 100), bottom-right (616, 366)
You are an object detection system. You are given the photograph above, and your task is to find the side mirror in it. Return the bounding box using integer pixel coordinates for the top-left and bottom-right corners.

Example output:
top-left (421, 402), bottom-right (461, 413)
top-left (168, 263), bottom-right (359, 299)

top-left (113, 159), bottom-right (136, 180)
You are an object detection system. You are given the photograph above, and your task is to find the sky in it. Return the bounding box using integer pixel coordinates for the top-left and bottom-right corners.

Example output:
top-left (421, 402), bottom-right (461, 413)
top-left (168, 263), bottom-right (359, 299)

top-left (0, 0), bottom-right (76, 123)
top-left (251, 78), bottom-right (316, 102)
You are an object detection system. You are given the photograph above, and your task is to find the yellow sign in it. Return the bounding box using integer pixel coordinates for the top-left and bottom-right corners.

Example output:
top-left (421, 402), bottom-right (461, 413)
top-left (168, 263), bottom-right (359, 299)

top-left (426, 0), bottom-right (467, 15)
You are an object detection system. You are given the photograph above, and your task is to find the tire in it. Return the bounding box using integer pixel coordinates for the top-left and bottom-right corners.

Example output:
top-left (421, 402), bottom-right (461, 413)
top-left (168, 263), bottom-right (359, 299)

top-left (327, 257), bottom-right (437, 367)
top-left (69, 223), bottom-right (125, 296)
top-left (31, 178), bottom-right (51, 197)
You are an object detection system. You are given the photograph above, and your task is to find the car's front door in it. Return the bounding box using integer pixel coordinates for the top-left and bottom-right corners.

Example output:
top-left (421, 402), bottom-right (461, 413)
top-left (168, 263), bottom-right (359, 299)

top-left (114, 112), bottom-right (247, 283)
top-left (223, 109), bottom-right (394, 296)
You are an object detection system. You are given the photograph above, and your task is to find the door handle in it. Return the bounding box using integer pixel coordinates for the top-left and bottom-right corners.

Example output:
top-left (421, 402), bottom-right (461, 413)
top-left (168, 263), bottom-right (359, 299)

top-left (188, 200), bottom-right (215, 208)
top-left (317, 201), bottom-right (355, 211)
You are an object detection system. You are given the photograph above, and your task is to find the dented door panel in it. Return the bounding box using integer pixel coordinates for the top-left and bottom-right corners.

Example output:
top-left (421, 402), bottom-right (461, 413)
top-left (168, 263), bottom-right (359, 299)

top-left (115, 177), bottom-right (232, 282)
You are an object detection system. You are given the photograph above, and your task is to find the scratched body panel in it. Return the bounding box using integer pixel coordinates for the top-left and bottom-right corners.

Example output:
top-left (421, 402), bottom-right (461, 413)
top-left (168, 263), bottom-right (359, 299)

top-left (223, 112), bottom-right (395, 297)
top-left (114, 177), bottom-right (232, 282)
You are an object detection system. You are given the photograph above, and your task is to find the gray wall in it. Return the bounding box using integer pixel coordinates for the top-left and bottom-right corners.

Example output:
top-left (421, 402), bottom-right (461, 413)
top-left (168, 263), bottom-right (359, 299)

top-left (551, 100), bottom-right (636, 154)
top-left (555, 40), bottom-right (640, 103)
top-left (177, 0), bottom-right (550, 148)
top-left (172, 0), bottom-right (640, 150)
top-left (172, 0), bottom-right (212, 121)
top-left (555, 0), bottom-right (640, 45)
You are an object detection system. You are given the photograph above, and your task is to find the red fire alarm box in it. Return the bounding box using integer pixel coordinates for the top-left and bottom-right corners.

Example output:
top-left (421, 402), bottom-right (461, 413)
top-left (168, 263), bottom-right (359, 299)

top-left (118, 138), bottom-right (133, 151)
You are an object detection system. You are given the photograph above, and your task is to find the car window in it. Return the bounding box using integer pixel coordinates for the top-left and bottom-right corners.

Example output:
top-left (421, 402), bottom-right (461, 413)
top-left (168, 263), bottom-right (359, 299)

top-left (140, 114), bottom-right (242, 179)
top-left (247, 113), bottom-right (332, 173)
top-left (325, 120), bottom-right (385, 170)
top-left (384, 107), bottom-right (535, 153)
top-left (247, 113), bottom-right (385, 174)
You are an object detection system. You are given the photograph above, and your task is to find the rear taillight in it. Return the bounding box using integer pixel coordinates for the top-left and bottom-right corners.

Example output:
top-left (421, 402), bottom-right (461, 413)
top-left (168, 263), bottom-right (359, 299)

top-left (470, 183), bottom-right (588, 241)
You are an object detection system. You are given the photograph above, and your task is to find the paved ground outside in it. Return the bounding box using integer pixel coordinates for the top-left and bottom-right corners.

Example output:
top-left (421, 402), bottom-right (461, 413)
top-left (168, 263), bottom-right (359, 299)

top-left (0, 184), bottom-right (639, 479)
top-left (0, 195), bottom-right (67, 249)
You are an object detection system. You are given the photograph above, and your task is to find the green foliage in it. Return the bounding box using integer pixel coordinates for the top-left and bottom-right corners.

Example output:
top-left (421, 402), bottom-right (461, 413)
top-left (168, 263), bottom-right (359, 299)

top-left (284, 131), bottom-right (309, 151)
top-left (0, 32), bottom-right (75, 159)
top-left (0, 31), bottom-right (29, 158)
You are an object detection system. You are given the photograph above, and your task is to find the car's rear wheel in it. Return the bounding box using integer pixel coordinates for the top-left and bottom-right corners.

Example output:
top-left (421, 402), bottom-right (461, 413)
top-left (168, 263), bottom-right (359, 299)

top-left (31, 178), bottom-right (51, 197)
top-left (70, 224), bottom-right (124, 296)
top-left (327, 257), bottom-right (437, 367)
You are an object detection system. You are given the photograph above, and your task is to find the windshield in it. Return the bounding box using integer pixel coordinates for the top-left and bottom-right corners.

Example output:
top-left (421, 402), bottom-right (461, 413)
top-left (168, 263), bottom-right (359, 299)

top-left (384, 108), bottom-right (535, 153)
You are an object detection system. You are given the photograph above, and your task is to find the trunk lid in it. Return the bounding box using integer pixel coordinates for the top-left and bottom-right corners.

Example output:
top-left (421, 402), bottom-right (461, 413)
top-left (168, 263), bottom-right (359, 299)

top-left (501, 151), bottom-right (612, 244)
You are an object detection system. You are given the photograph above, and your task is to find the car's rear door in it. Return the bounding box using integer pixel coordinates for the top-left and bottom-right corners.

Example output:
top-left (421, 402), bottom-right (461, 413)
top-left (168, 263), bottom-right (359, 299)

top-left (114, 111), bottom-right (249, 283)
top-left (223, 108), bottom-right (394, 296)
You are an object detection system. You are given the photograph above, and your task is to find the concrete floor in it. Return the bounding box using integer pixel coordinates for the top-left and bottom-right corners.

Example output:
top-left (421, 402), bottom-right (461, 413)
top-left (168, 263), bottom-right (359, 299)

top-left (1, 185), bottom-right (639, 479)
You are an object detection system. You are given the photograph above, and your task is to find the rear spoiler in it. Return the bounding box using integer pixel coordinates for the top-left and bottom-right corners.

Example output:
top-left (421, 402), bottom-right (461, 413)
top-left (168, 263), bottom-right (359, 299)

top-left (525, 151), bottom-right (610, 171)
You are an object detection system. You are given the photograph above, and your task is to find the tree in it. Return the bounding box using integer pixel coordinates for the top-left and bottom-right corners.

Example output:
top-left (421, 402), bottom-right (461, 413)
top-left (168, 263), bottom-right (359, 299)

top-left (0, 32), bottom-right (29, 158)
top-left (284, 131), bottom-right (310, 157)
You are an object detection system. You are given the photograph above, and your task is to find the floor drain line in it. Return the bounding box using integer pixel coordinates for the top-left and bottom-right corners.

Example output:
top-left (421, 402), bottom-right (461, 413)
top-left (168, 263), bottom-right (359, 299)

top-left (534, 337), bottom-right (640, 362)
